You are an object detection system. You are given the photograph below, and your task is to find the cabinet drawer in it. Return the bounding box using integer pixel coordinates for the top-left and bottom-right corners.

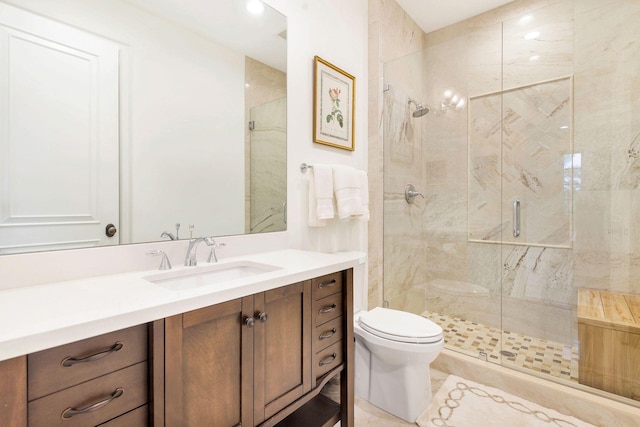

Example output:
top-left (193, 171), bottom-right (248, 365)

top-left (313, 341), bottom-right (343, 381)
top-left (28, 362), bottom-right (148, 427)
top-left (313, 293), bottom-right (343, 327)
top-left (312, 272), bottom-right (343, 300)
top-left (28, 325), bottom-right (148, 400)
top-left (98, 405), bottom-right (148, 427)
top-left (313, 316), bottom-right (343, 353)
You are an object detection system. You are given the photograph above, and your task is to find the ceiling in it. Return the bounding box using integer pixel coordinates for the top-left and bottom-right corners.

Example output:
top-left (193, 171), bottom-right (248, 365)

top-left (394, 0), bottom-right (515, 33)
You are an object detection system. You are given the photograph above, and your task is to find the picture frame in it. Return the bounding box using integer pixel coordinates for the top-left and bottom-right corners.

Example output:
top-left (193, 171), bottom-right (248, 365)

top-left (313, 55), bottom-right (355, 151)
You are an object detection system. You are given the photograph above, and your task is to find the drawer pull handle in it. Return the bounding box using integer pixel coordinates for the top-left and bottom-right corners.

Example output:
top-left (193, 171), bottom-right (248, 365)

top-left (319, 353), bottom-right (337, 366)
top-left (318, 279), bottom-right (337, 289)
top-left (319, 328), bottom-right (337, 340)
top-left (61, 342), bottom-right (124, 367)
top-left (61, 387), bottom-right (124, 419)
top-left (319, 304), bottom-right (337, 314)
top-left (257, 312), bottom-right (268, 323)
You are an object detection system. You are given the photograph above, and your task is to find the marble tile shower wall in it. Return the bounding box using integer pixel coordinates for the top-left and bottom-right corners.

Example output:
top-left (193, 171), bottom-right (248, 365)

top-left (373, 0), bottom-right (640, 346)
top-left (368, 0), bottom-right (427, 310)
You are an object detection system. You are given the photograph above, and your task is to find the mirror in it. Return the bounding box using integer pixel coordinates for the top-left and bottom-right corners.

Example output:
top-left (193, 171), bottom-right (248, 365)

top-left (0, 0), bottom-right (287, 254)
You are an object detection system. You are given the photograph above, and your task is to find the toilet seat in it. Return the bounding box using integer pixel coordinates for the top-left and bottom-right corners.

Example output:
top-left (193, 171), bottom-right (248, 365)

top-left (358, 307), bottom-right (443, 344)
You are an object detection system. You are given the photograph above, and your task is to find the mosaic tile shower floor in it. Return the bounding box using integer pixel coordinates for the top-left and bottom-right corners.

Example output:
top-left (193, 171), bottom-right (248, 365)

top-left (422, 311), bottom-right (579, 383)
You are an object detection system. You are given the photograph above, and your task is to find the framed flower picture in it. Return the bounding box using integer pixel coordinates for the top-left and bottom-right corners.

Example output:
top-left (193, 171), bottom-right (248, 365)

top-left (313, 56), bottom-right (355, 151)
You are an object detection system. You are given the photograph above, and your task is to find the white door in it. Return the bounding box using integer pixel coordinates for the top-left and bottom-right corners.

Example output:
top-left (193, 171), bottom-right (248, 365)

top-left (0, 4), bottom-right (120, 254)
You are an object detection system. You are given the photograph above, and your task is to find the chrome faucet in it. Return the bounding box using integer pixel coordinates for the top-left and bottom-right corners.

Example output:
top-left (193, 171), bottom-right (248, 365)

top-left (184, 236), bottom-right (215, 266)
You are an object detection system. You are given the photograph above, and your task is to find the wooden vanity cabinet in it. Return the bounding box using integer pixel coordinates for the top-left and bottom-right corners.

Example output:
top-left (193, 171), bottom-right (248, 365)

top-left (5, 268), bottom-right (353, 427)
top-left (164, 281), bottom-right (312, 427)
top-left (163, 269), bottom-right (354, 427)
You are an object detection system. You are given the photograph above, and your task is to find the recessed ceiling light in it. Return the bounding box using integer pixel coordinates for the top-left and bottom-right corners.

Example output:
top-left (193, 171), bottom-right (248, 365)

top-left (518, 15), bottom-right (534, 26)
top-left (524, 31), bottom-right (540, 40)
top-left (247, 0), bottom-right (264, 15)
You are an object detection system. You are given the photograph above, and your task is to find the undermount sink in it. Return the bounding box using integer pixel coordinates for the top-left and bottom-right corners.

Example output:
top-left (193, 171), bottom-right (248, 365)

top-left (143, 261), bottom-right (281, 291)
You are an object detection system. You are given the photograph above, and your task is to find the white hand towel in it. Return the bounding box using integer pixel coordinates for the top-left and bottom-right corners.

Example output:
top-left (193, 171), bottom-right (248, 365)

top-left (308, 169), bottom-right (326, 226)
top-left (356, 170), bottom-right (370, 221)
top-left (333, 165), bottom-right (365, 220)
top-left (313, 164), bottom-right (335, 220)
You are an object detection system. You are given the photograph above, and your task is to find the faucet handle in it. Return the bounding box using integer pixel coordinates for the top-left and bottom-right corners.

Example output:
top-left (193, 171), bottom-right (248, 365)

top-left (207, 240), bottom-right (226, 263)
top-left (147, 250), bottom-right (172, 270)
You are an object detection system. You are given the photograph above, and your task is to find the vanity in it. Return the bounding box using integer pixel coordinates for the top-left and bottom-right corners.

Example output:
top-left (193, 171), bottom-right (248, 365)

top-left (0, 250), bottom-right (364, 427)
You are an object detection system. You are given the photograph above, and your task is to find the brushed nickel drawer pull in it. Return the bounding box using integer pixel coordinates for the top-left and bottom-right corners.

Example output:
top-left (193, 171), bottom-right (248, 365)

top-left (257, 312), bottom-right (268, 323)
top-left (319, 353), bottom-right (337, 366)
top-left (319, 304), bottom-right (337, 314)
top-left (318, 279), bottom-right (337, 289)
top-left (61, 387), bottom-right (124, 419)
top-left (319, 328), bottom-right (337, 340)
top-left (61, 342), bottom-right (124, 367)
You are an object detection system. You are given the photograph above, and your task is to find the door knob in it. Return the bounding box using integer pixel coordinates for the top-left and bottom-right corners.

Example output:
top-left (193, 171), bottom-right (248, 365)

top-left (105, 223), bottom-right (117, 237)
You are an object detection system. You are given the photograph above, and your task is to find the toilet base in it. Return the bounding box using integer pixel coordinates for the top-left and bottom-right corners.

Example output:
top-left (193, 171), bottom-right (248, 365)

top-left (355, 338), bottom-right (434, 423)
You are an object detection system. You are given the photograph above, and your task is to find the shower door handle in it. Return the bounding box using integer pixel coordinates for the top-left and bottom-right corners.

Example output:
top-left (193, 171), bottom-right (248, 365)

top-left (513, 199), bottom-right (521, 238)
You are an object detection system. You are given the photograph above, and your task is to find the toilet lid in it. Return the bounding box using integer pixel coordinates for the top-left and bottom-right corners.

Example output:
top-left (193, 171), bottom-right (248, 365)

top-left (358, 307), bottom-right (443, 344)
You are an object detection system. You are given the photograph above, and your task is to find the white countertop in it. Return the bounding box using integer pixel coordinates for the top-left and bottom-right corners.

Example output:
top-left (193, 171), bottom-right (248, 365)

top-left (0, 249), bottom-right (366, 362)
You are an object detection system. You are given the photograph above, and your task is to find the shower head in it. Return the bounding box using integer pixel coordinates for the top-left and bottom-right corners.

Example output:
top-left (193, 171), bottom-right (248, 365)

top-left (412, 105), bottom-right (430, 117)
top-left (408, 98), bottom-right (430, 118)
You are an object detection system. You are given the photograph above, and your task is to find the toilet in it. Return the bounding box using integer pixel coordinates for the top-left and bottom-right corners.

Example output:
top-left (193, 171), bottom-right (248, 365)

top-left (353, 268), bottom-right (444, 423)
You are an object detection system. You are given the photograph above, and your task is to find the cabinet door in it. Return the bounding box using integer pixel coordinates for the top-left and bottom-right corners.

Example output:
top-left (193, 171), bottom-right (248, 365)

top-left (254, 281), bottom-right (312, 424)
top-left (0, 356), bottom-right (27, 427)
top-left (165, 296), bottom-right (254, 427)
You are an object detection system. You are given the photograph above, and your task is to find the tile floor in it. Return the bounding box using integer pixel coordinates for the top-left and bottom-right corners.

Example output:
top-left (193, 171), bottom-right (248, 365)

top-left (422, 311), bottom-right (579, 383)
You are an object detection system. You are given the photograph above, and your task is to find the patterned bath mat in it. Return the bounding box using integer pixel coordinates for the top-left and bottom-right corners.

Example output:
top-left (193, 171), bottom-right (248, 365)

top-left (417, 375), bottom-right (597, 427)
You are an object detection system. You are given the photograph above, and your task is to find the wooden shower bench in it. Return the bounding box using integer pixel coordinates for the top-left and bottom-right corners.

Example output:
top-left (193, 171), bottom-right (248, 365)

top-left (577, 288), bottom-right (640, 400)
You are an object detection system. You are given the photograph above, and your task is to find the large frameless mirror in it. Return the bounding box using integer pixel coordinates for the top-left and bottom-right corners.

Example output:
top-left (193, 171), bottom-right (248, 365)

top-left (0, 0), bottom-right (287, 254)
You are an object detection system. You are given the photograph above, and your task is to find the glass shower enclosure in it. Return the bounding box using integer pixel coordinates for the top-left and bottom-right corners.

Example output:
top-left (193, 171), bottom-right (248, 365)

top-left (382, 0), bottom-right (640, 403)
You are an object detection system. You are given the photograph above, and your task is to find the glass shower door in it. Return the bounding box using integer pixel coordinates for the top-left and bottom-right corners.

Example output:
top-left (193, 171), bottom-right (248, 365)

top-left (248, 97), bottom-right (287, 233)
